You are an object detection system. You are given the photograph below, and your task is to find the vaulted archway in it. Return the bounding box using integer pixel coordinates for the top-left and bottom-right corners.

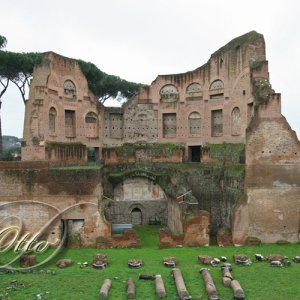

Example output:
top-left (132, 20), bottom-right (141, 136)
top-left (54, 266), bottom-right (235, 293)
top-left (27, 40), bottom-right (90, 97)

top-left (110, 177), bottom-right (167, 226)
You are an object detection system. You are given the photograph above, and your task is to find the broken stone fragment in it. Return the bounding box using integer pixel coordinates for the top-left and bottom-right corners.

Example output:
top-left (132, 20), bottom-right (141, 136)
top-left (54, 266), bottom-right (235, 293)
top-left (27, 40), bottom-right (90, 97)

top-left (93, 254), bottom-right (108, 269)
top-left (198, 255), bottom-right (213, 265)
top-left (128, 259), bottom-right (143, 268)
top-left (56, 259), bottom-right (73, 268)
top-left (267, 254), bottom-right (285, 262)
top-left (232, 254), bottom-right (249, 262)
top-left (163, 257), bottom-right (177, 267)
top-left (20, 255), bottom-right (37, 268)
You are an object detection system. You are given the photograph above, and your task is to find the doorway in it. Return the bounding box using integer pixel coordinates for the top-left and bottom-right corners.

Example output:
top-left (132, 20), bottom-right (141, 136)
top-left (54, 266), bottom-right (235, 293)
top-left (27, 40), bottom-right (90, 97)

top-left (87, 147), bottom-right (99, 163)
top-left (188, 146), bottom-right (201, 162)
top-left (63, 219), bottom-right (84, 247)
top-left (131, 207), bottom-right (142, 225)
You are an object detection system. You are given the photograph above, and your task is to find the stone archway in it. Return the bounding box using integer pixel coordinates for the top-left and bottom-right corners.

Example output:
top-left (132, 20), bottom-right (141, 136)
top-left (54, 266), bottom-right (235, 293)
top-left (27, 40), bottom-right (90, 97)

top-left (131, 207), bottom-right (142, 225)
top-left (110, 176), bottom-right (167, 225)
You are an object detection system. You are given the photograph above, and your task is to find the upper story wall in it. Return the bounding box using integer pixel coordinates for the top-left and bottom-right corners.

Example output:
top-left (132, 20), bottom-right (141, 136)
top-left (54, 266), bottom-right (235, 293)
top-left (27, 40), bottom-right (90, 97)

top-left (103, 31), bottom-right (268, 149)
top-left (22, 53), bottom-right (102, 162)
top-left (22, 31), bottom-right (270, 163)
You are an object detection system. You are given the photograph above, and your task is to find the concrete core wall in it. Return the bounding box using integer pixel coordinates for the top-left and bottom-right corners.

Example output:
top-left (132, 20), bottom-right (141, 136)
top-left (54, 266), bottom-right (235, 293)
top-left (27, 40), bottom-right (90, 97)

top-left (233, 96), bottom-right (300, 244)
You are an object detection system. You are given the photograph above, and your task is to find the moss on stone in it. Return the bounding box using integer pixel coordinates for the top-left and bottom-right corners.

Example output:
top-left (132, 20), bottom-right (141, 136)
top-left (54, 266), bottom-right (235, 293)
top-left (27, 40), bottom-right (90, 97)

top-left (212, 31), bottom-right (264, 57)
top-left (251, 77), bottom-right (274, 109)
top-left (202, 143), bottom-right (245, 163)
top-left (46, 142), bottom-right (85, 152)
top-left (52, 165), bottom-right (102, 170)
top-left (68, 233), bottom-right (82, 246)
top-left (108, 168), bottom-right (160, 186)
top-left (104, 143), bottom-right (184, 158)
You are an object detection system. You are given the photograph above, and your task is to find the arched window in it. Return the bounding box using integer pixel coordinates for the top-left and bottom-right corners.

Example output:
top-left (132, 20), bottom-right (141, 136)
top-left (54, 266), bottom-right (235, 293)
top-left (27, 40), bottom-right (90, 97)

top-left (209, 80), bottom-right (224, 99)
top-left (231, 107), bottom-right (241, 136)
top-left (186, 83), bottom-right (202, 94)
top-left (210, 80), bottom-right (224, 90)
top-left (160, 84), bottom-right (179, 102)
top-left (131, 207), bottom-right (142, 225)
top-left (49, 107), bottom-right (57, 134)
top-left (189, 112), bottom-right (201, 135)
top-left (85, 112), bottom-right (98, 123)
top-left (85, 112), bottom-right (99, 138)
top-left (64, 80), bottom-right (76, 97)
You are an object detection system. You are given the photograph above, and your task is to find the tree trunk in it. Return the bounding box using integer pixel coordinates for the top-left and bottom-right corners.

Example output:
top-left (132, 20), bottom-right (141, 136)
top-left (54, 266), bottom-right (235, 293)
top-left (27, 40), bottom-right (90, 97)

top-left (155, 275), bottom-right (166, 298)
top-left (172, 268), bottom-right (191, 300)
top-left (0, 100), bottom-right (3, 160)
top-left (126, 278), bottom-right (135, 299)
top-left (200, 268), bottom-right (219, 300)
top-left (0, 79), bottom-right (10, 161)
top-left (99, 279), bottom-right (111, 299)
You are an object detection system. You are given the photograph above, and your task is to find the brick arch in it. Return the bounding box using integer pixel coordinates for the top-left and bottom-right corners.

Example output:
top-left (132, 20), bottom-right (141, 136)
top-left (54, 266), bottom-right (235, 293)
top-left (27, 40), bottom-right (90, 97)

top-left (63, 79), bottom-right (76, 97)
top-left (110, 176), bottom-right (168, 226)
top-left (128, 205), bottom-right (146, 226)
top-left (188, 111), bottom-right (201, 135)
top-left (209, 79), bottom-right (224, 100)
top-left (231, 107), bottom-right (241, 136)
top-left (160, 84), bottom-right (179, 102)
top-left (230, 67), bottom-right (250, 95)
top-left (127, 203), bottom-right (146, 214)
top-left (83, 110), bottom-right (99, 138)
top-left (49, 107), bottom-right (57, 134)
top-left (186, 82), bottom-right (202, 93)
top-left (108, 169), bottom-right (158, 187)
top-left (114, 177), bottom-right (166, 202)
top-left (209, 79), bottom-right (224, 90)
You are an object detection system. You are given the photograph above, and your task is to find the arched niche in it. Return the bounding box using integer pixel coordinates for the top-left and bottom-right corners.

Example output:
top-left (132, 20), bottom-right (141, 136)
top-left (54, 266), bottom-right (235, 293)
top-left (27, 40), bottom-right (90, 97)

top-left (131, 207), bottom-right (142, 225)
top-left (186, 83), bottom-right (203, 101)
top-left (49, 107), bottom-right (57, 134)
top-left (114, 177), bottom-right (166, 201)
top-left (64, 80), bottom-right (76, 97)
top-left (231, 107), bottom-right (241, 136)
top-left (209, 80), bottom-right (224, 100)
top-left (85, 112), bottom-right (97, 123)
top-left (189, 112), bottom-right (201, 135)
top-left (85, 112), bottom-right (99, 138)
top-left (210, 80), bottom-right (224, 90)
top-left (110, 177), bottom-right (167, 226)
top-left (160, 84), bottom-right (179, 103)
top-left (186, 83), bottom-right (202, 94)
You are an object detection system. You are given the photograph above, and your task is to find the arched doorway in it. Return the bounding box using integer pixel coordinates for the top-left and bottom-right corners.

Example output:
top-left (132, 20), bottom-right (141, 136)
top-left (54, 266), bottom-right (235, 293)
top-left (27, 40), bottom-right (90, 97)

top-left (131, 207), bottom-right (142, 225)
top-left (111, 177), bottom-right (167, 225)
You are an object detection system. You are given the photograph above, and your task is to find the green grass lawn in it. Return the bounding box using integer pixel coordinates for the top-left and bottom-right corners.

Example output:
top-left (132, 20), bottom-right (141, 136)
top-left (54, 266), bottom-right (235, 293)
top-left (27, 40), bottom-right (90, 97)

top-left (1, 226), bottom-right (300, 299)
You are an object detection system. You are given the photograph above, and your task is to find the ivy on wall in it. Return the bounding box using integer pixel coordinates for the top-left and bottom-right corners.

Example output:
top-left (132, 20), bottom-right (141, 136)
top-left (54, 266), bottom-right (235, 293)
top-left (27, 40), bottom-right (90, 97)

top-left (103, 143), bottom-right (184, 158)
top-left (202, 143), bottom-right (245, 163)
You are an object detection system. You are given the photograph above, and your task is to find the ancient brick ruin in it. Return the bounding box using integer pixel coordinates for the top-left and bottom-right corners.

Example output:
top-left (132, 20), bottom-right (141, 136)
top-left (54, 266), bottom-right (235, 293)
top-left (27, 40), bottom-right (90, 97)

top-left (21, 31), bottom-right (267, 164)
top-left (0, 31), bottom-right (299, 247)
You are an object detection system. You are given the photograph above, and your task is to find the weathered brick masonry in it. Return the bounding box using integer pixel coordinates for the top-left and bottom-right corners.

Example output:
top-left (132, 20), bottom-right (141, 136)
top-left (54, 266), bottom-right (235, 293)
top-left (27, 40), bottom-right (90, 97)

top-left (1, 31), bottom-right (299, 246)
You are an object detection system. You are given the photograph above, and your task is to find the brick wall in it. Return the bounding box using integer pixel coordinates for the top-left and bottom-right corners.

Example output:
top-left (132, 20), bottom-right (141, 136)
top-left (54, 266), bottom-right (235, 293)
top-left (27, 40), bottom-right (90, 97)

top-left (22, 32), bottom-right (267, 163)
top-left (0, 161), bottom-right (49, 170)
top-left (0, 168), bottom-right (109, 246)
top-left (233, 96), bottom-right (300, 244)
top-left (159, 210), bottom-right (210, 248)
top-left (102, 147), bottom-right (183, 164)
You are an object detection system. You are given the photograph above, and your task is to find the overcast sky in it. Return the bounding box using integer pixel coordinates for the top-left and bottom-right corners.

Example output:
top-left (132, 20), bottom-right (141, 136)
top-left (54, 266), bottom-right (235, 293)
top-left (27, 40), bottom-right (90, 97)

top-left (0, 0), bottom-right (299, 138)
